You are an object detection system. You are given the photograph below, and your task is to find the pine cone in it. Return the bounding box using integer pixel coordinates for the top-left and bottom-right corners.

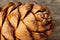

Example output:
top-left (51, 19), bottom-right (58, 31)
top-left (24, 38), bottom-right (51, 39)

top-left (0, 2), bottom-right (53, 40)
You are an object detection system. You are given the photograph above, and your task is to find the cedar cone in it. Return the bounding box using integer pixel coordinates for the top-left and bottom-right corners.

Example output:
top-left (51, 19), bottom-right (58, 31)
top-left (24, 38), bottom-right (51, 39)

top-left (0, 2), bottom-right (53, 40)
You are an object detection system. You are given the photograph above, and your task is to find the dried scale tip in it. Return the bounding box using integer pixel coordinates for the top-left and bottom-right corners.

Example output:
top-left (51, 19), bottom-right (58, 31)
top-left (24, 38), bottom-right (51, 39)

top-left (0, 1), bottom-right (53, 40)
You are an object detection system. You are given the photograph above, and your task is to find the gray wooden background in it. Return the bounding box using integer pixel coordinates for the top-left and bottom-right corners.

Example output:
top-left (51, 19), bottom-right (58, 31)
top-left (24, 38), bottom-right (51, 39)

top-left (0, 0), bottom-right (60, 40)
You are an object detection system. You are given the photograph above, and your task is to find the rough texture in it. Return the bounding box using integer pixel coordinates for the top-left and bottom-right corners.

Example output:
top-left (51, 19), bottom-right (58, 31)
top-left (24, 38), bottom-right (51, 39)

top-left (0, 1), bottom-right (53, 40)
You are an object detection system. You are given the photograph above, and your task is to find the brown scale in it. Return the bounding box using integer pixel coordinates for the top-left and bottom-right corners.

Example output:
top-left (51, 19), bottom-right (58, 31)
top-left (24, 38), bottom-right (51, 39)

top-left (0, 1), bottom-right (53, 40)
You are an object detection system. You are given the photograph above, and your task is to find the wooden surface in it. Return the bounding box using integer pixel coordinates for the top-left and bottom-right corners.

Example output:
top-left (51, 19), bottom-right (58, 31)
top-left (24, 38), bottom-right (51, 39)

top-left (0, 0), bottom-right (60, 40)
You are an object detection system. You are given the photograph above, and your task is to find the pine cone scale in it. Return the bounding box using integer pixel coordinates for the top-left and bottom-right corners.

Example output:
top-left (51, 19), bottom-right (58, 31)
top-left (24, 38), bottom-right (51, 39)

top-left (0, 2), bottom-right (53, 40)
